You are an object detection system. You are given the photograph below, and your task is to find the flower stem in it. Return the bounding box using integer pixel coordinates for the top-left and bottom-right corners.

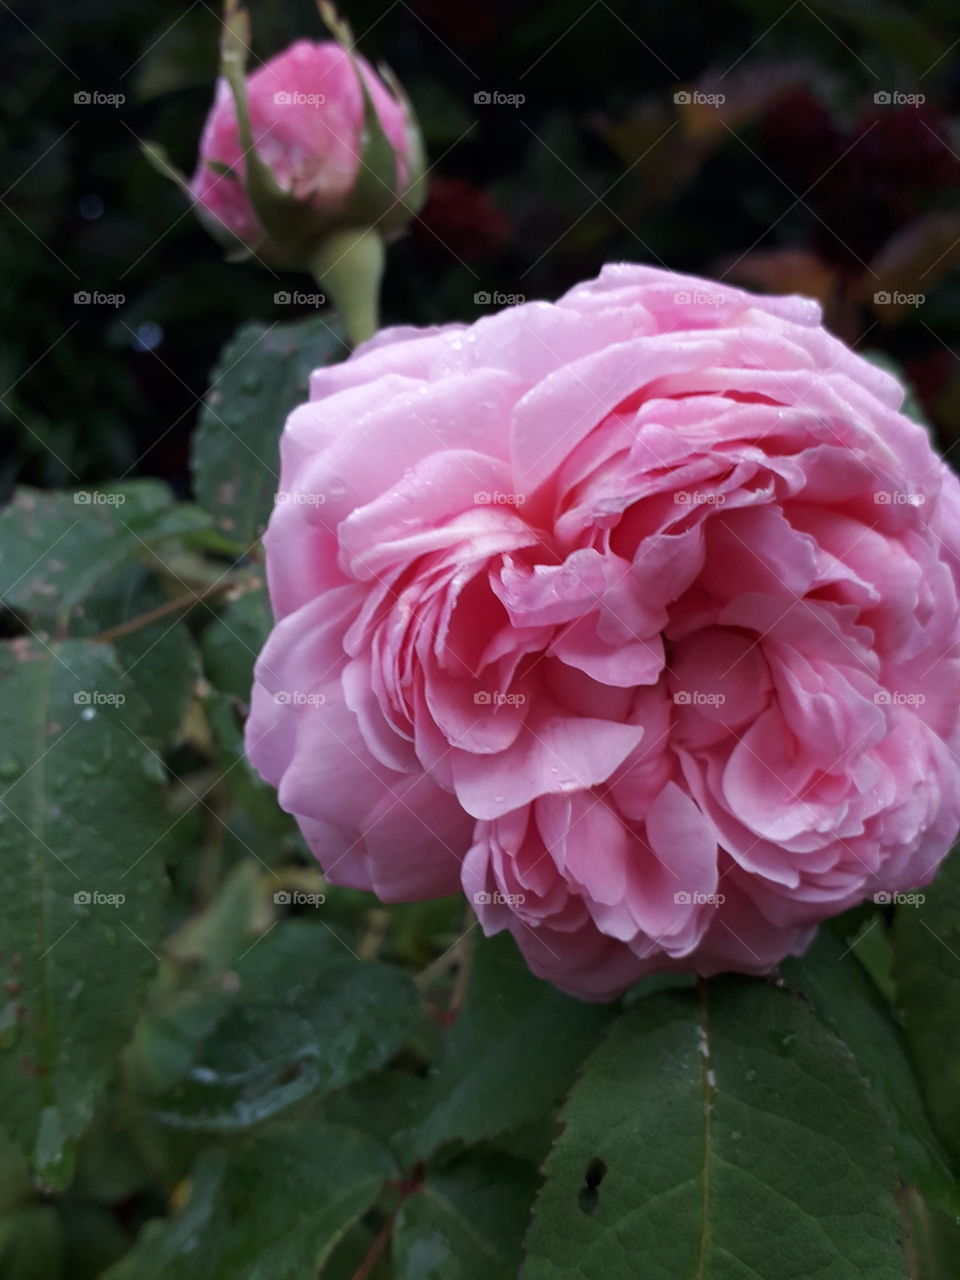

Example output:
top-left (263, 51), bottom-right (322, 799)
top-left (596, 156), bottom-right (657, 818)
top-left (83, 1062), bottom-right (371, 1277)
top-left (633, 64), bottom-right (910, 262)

top-left (309, 226), bottom-right (384, 349)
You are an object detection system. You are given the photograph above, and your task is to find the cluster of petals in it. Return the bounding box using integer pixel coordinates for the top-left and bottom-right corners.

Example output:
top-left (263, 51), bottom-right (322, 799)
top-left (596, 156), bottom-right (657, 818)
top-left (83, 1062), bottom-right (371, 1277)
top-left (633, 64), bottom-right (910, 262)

top-left (247, 263), bottom-right (960, 999)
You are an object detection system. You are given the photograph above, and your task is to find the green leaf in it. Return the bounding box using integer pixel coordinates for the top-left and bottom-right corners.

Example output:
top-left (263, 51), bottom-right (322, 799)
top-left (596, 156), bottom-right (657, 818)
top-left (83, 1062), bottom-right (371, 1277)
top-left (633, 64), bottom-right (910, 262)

top-left (319, 1219), bottom-right (394, 1280)
top-left (0, 1205), bottom-right (63, 1280)
top-left (124, 862), bottom-right (271, 1098)
top-left (394, 1148), bottom-right (540, 1280)
top-left (522, 979), bottom-right (907, 1280)
top-left (104, 1122), bottom-right (391, 1280)
top-left (0, 483), bottom-right (211, 630)
top-left (829, 906), bottom-right (896, 1003)
top-left (201, 578), bottom-right (271, 702)
top-left (490, 1115), bottom-right (560, 1170)
top-left (59, 1202), bottom-right (133, 1279)
top-left (75, 564), bottom-right (200, 747)
top-left (325, 1068), bottom-right (430, 1161)
top-left (73, 1100), bottom-right (154, 1204)
top-left (0, 1128), bottom-right (31, 1212)
top-left (894, 850), bottom-right (960, 1165)
top-left (192, 316), bottom-right (346, 548)
top-left (782, 925), bottom-right (959, 1212)
top-left (146, 919), bottom-right (422, 1132)
top-left (0, 640), bottom-right (170, 1186)
top-left (201, 690), bottom-right (301, 869)
top-left (410, 933), bottom-right (615, 1161)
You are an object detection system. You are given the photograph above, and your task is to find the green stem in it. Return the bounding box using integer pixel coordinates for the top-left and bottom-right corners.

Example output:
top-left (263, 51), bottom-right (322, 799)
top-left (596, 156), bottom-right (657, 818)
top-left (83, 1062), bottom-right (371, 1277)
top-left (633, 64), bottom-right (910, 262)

top-left (309, 226), bottom-right (385, 348)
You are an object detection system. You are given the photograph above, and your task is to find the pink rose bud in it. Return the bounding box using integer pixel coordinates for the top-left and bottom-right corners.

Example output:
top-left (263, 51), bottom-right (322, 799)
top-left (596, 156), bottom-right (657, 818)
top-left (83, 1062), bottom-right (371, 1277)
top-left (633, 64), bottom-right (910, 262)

top-left (191, 42), bottom-right (415, 258)
top-left (147, 2), bottom-right (425, 345)
top-left (245, 263), bottom-right (960, 1001)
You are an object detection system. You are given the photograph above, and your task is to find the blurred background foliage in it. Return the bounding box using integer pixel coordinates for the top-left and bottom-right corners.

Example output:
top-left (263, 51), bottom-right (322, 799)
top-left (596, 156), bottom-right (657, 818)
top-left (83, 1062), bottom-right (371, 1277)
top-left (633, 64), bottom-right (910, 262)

top-left (3, 0), bottom-right (960, 494)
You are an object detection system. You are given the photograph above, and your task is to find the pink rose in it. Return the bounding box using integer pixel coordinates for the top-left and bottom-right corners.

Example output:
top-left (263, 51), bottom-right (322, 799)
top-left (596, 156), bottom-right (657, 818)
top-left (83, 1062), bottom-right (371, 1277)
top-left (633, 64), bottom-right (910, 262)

top-left (190, 39), bottom-right (413, 258)
top-left (246, 263), bottom-right (960, 1000)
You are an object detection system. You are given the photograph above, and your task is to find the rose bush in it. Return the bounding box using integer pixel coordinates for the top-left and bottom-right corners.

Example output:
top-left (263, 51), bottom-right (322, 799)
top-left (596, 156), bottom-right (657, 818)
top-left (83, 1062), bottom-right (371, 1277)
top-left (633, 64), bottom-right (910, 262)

top-left (246, 263), bottom-right (960, 1000)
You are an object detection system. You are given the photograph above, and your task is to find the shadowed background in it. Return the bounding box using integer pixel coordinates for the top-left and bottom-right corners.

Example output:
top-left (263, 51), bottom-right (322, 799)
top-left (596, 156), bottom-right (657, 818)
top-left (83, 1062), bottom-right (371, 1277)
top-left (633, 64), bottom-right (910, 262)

top-left (3, 0), bottom-right (960, 487)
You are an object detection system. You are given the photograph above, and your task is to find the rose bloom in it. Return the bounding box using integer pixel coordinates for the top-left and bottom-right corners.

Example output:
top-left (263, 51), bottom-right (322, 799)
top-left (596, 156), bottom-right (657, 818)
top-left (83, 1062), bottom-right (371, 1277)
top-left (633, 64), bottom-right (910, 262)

top-left (246, 264), bottom-right (960, 1000)
top-left (190, 40), bottom-right (411, 253)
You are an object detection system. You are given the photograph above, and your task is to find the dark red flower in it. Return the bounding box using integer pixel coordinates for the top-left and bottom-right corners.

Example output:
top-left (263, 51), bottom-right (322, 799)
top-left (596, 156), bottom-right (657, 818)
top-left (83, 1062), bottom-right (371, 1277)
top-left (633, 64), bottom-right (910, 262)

top-left (413, 177), bottom-right (511, 263)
